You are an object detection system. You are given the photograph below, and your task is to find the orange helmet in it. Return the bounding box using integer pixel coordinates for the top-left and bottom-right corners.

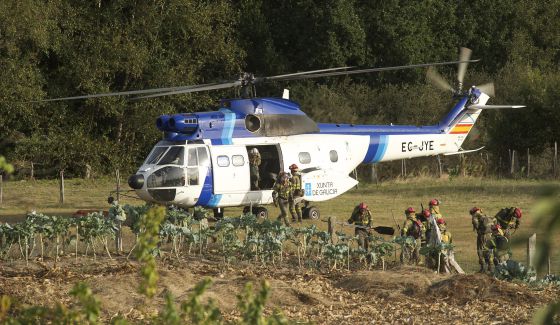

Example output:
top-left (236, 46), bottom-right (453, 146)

top-left (429, 199), bottom-right (440, 207)
top-left (359, 202), bottom-right (368, 210)
top-left (436, 218), bottom-right (445, 225)
top-left (289, 164), bottom-right (299, 171)
top-left (514, 208), bottom-right (522, 219)
top-left (470, 207), bottom-right (480, 215)
top-left (405, 207), bottom-right (415, 214)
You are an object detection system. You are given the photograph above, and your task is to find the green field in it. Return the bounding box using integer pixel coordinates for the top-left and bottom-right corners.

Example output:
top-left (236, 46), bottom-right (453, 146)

top-left (1, 176), bottom-right (559, 273)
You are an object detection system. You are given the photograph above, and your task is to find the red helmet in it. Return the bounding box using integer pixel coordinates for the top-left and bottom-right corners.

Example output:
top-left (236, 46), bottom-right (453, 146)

top-left (359, 202), bottom-right (368, 210)
top-left (422, 209), bottom-right (431, 218)
top-left (470, 207), bottom-right (480, 215)
top-left (429, 199), bottom-right (440, 207)
top-left (289, 164), bottom-right (299, 171)
top-left (436, 218), bottom-right (445, 225)
top-left (514, 208), bottom-right (522, 219)
top-left (492, 224), bottom-right (502, 230)
top-left (405, 207), bottom-right (415, 214)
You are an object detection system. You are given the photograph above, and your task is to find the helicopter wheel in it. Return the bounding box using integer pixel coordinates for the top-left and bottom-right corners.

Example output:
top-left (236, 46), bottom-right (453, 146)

top-left (243, 206), bottom-right (268, 219)
top-left (303, 206), bottom-right (320, 220)
top-left (213, 208), bottom-right (224, 220)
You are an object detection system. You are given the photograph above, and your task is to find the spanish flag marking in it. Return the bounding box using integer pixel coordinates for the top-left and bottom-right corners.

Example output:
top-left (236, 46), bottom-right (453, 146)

top-left (449, 123), bottom-right (473, 134)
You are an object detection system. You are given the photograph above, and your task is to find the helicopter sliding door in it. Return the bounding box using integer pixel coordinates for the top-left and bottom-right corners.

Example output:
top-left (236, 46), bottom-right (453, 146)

top-left (209, 145), bottom-right (250, 194)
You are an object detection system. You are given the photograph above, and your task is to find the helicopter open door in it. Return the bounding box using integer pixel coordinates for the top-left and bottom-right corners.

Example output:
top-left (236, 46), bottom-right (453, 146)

top-left (209, 145), bottom-right (250, 194)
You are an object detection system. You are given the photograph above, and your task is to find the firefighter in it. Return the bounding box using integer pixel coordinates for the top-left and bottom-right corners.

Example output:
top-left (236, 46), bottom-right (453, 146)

top-left (288, 164), bottom-right (303, 223)
top-left (485, 223), bottom-right (510, 269)
top-left (429, 198), bottom-right (445, 224)
top-left (436, 218), bottom-right (453, 273)
top-left (494, 207), bottom-right (522, 240)
top-left (347, 202), bottom-right (373, 250)
top-left (401, 207), bottom-right (422, 264)
top-left (470, 207), bottom-right (497, 272)
top-left (249, 148), bottom-right (261, 190)
top-left (272, 171), bottom-right (292, 226)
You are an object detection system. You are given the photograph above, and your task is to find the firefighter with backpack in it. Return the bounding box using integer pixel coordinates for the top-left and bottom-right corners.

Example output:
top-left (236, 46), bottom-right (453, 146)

top-left (494, 207), bottom-right (522, 240)
top-left (400, 207), bottom-right (423, 264)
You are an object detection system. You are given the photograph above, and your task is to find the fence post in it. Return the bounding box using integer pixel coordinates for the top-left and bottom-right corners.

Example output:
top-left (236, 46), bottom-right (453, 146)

top-left (0, 174), bottom-right (3, 207)
top-left (510, 150), bottom-right (516, 175)
top-left (527, 233), bottom-right (536, 270)
top-left (59, 170), bottom-right (65, 204)
top-left (436, 155), bottom-right (443, 178)
top-left (554, 141), bottom-right (558, 178)
top-left (115, 169), bottom-right (123, 253)
top-left (327, 216), bottom-right (335, 243)
top-left (527, 148), bottom-right (530, 178)
top-left (30, 162), bottom-right (34, 180)
top-left (370, 164), bottom-right (378, 184)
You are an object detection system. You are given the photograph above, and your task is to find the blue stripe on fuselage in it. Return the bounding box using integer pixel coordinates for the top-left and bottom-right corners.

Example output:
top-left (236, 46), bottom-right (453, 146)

top-left (195, 166), bottom-right (215, 206)
top-left (363, 135), bottom-right (388, 163)
top-left (219, 108), bottom-right (236, 145)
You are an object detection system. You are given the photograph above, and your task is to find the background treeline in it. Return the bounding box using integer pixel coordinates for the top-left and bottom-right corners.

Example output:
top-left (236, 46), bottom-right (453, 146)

top-left (0, 0), bottom-right (559, 179)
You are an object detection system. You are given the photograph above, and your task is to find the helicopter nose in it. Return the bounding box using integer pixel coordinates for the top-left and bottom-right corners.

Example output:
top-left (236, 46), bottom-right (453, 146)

top-left (128, 174), bottom-right (144, 189)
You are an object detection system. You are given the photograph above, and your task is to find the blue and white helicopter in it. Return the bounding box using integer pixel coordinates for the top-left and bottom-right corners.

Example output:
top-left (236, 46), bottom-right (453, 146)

top-left (44, 48), bottom-right (524, 219)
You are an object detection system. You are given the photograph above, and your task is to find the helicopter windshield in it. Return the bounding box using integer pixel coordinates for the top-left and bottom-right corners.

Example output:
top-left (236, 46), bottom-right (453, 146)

top-left (145, 146), bottom-right (168, 164)
top-left (158, 146), bottom-right (184, 165)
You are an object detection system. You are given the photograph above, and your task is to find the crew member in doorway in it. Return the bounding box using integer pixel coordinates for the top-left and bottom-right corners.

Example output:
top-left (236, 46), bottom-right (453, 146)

top-left (249, 148), bottom-right (261, 190)
top-left (289, 164), bottom-right (303, 223)
top-left (272, 171), bottom-right (292, 226)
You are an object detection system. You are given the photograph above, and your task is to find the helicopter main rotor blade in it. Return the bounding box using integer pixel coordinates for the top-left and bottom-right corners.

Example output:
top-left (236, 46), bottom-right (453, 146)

top-left (275, 59), bottom-right (479, 81)
top-left (477, 82), bottom-right (495, 97)
top-left (258, 66), bottom-right (354, 82)
top-left (457, 47), bottom-right (472, 85)
top-left (32, 83), bottom-right (220, 103)
top-left (133, 81), bottom-right (242, 99)
top-left (426, 67), bottom-right (454, 92)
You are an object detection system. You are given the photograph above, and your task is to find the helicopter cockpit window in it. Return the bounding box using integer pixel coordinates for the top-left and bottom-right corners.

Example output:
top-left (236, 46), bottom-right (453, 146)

top-left (147, 166), bottom-right (184, 188)
top-left (187, 148), bottom-right (199, 185)
top-left (298, 152), bottom-right (311, 164)
top-left (197, 147), bottom-right (210, 167)
top-left (158, 146), bottom-right (184, 165)
top-left (145, 147), bottom-right (168, 164)
top-left (188, 148), bottom-right (198, 166)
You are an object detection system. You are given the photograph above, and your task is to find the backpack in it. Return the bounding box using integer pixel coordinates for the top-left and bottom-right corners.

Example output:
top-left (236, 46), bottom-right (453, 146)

top-left (407, 220), bottom-right (423, 239)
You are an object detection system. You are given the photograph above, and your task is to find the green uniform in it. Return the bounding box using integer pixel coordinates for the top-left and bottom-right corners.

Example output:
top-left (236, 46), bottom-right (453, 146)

top-left (437, 223), bottom-right (453, 273)
top-left (494, 207), bottom-right (520, 240)
top-left (272, 175), bottom-right (292, 226)
top-left (485, 227), bottom-right (509, 266)
top-left (249, 153), bottom-right (261, 190)
top-left (400, 213), bottom-right (422, 264)
top-left (348, 206), bottom-right (372, 250)
top-left (472, 211), bottom-right (496, 272)
top-left (289, 172), bottom-right (303, 222)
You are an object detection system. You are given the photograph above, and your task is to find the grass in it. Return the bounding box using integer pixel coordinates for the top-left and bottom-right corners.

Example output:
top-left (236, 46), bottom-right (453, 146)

top-left (1, 176), bottom-right (559, 273)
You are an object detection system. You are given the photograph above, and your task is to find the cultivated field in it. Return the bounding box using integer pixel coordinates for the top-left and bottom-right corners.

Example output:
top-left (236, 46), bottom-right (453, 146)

top-left (1, 177), bottom-right (560, 323)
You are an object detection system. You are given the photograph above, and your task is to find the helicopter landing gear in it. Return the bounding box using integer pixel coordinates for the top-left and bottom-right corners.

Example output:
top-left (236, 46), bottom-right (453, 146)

top-left (243, 206), bottom-right (269, 219)
top-left (213, 208), bottom-right (224, 220)
top-left (303, 206), bottom-right (320, 220)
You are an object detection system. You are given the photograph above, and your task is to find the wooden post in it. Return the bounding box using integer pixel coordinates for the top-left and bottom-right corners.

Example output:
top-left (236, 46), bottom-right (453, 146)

top-left (527, 233), bottom-right (536, 270)
top-left (59, 170), bottom-right (65, 204)
top-left (327, 216), bottom-right (335, 243)
top-left (554, 141), bottom-right (558, 178)
top-left (510, 150), bottom-right (516, 175)
top-left (30, 162), bottom-right (34, 180)
top-left (370, 164), bottom-right (378, 184)
top-left (527, 148), bottom-right (530, 178)
top-left (0, 174), bottom-right (3, 207)
top-left (436, 155), bottom-right (442, 178)
top-left (115, 169), bottom-right (122, 253)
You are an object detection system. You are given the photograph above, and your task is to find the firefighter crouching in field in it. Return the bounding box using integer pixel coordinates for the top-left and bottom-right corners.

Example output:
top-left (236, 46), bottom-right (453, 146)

top-left (494, 207), bottom-right (522, 240)
top-left (401, 207), bottom-right (423, 264)
top-left (288, 164), bottom-right (303, 223)
top-left (486, 223), bottom-right (510, 266)
top-left (347, 202), bottom-right (373, 250)
top-left (272, 171), bottom-right (292, 226)
top-left (470, 207), bottom-right (497, 273)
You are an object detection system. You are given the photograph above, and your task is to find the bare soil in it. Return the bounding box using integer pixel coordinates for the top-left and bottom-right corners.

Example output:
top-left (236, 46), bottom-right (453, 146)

top-left (0, 256), bottom-right (557, 324)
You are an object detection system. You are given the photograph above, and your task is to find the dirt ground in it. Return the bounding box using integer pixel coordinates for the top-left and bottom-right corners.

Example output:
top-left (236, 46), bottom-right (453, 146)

top-left (1, 254), bottom-right (557, 324)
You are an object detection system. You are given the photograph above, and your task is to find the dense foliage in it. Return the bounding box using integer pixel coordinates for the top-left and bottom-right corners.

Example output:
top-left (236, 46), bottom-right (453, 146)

top-left (0, 1), bottom-right (559, 176)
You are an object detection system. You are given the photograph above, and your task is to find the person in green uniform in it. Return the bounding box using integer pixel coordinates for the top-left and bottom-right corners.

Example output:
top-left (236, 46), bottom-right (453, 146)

top-left (348, 202), bottom-right (373, 250)
top-left (272, 171), bottom-right (292, 226)
top-left (494, 207), bottom-right (522, 240)
top-left (401, 207), bottom-right (423, 264)
top-left (288, 164), bottom-right (303, 223)
top-left (249, 148), bottom-right (261, 190)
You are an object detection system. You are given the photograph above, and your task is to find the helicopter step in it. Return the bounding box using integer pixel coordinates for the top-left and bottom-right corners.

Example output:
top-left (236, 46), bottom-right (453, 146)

top-left (243, 206), bottom-right (269, 219)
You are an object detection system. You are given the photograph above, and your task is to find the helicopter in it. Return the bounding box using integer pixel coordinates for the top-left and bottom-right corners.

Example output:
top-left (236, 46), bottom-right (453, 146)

top-left (41, 48), bottom-right (524, 220)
